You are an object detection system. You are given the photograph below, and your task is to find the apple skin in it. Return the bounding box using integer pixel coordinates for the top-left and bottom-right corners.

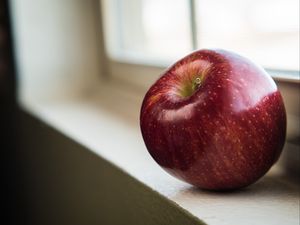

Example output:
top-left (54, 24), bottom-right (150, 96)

top-left (140, 49), bottom-right (286, 190)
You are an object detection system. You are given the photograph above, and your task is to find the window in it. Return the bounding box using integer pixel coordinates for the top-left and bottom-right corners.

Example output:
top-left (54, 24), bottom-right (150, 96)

top-left (102, 0), bottom-right (299, 72)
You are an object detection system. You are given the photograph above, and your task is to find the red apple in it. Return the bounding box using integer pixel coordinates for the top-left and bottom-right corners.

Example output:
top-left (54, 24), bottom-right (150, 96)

top-left (140, 49), bottom-right (286, 190)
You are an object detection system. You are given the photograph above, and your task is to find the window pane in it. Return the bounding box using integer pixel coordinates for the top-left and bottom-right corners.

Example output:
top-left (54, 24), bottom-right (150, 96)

top-left (195, 0), bottom-right (299, 70)
top-left (103, 0), bottom-right (192, 63)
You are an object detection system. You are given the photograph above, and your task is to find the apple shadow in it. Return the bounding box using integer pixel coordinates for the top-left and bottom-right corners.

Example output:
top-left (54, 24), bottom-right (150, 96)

top-left (168, 171), bottom-right (299, 225)
top-left (172, 170), bottom-right (299, 201)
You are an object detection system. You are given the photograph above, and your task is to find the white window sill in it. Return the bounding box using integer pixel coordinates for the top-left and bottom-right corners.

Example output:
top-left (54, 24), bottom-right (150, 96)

top-left (19, 79), bottom-right (299, 225)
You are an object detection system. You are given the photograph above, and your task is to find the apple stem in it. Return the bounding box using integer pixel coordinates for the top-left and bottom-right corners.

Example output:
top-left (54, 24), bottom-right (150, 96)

top-left (192, 77), bottom-right (201, 92)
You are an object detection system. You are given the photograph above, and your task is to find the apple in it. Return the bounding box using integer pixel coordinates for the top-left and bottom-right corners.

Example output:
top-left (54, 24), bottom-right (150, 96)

top-left (140, 49), bottom-right (286, 190)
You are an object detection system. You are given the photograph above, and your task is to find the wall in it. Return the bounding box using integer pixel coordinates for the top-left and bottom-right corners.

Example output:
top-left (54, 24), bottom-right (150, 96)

top-left (10, 0), bottom-right (104, 102)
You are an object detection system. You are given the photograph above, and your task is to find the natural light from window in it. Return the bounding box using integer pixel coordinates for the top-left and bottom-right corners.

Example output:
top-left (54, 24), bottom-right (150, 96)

top-left (103, 0), bottom-right (299, 71)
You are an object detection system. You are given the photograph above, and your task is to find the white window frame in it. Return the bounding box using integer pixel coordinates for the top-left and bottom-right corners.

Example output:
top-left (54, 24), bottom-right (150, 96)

top-left (100, 0), bottom-right (299, 87)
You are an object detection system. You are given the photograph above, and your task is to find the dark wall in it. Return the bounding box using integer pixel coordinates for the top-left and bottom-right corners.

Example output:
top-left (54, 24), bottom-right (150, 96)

top-left (0, 0), bottom-right (25, 224)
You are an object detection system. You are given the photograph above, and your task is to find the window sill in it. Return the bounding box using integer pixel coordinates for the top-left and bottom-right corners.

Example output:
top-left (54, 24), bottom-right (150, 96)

top-left (19, 79), bottom-right (299, 225)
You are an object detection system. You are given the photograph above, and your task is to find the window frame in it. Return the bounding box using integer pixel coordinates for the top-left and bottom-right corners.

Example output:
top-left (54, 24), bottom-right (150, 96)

top-left (100, 0), bottom-right (299, 88)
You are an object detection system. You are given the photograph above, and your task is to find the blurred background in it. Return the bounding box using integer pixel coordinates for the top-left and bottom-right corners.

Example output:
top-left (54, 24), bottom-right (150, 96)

top-left (1, 0), bottom-right (299, 224)
top-left (103, 0), bottom-right (299, 70)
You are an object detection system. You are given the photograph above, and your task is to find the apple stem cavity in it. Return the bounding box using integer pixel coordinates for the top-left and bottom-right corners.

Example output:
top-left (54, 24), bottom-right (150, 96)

top-left (179, 77), bottom-right (202, 98)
